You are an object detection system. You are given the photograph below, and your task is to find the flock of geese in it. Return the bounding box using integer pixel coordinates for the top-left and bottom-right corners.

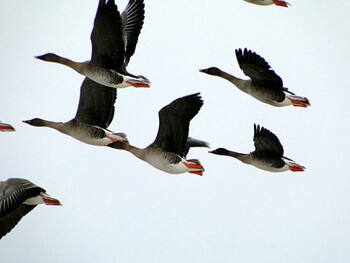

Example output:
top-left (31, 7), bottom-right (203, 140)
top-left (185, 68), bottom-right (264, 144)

top-left (1, 0), bottom-right (309, 240)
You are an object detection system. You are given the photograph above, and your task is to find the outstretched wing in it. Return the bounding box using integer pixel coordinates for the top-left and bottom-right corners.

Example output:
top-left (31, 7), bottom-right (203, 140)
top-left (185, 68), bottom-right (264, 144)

top-left (74, 78), bottom-right (116, 128)
top-left (0, 204), bottom-right (35, 240)
top-left (121, 0), bottom-right (145, 69)
top-left (236, 48), bottom-right (286, 102)
top-left (0, 178), bottom-right (44, 218)
top-left (253, 124), bottom-right (284, 157)
top-left (151, 93), bottom-right (204, 156)
top-left (91, 0), bottom-right (125, 71)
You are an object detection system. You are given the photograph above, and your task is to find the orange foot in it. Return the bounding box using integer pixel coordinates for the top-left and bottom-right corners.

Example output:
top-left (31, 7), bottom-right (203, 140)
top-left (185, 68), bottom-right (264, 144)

top-left (289, 165), bottom-right (305, 172)
top-left (182, 161), bottom-right (204, 176)
top-left (107, 136), bottom-right (128, 144)
top-left (182, 162), bottom-right (203, 169)
top-left (273, 0), bottom-right (290, 7)
top-left (290, 99), bottom-right (309, 108)
top-left (189, 171), bottom-right (203, 176)
top-left (0, 125), bottom-right (15, 131)
top-left (126, 81), bottom-right (150, 88)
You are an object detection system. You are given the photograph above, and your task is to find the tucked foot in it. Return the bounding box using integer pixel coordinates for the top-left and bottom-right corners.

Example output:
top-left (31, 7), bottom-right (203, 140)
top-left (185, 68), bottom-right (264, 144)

top-left (182, 160), bottom-right (204, 176)
top-left (126, 80), bottom-right (150, 88)
top-left (273, 0), bottom-right (290, 7)
top-left (289, 165), bottom-right (305, 172)
top-left (107, 132), bottom-right (128, 144)
top-left (0, 123), bottom-right (15, 132)
top-left (107, 136), bottom-right (128, 144)
top-left (189, 171), bottom-right (203, 176)
top-left (287, 95), bottom-right (310, 107)
top-left (290, 99), bottom-right (310, 108)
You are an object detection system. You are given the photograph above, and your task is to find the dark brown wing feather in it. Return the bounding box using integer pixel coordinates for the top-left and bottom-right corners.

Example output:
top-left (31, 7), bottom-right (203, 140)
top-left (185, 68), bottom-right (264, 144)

top-left (91, 0), bottom-right (124, 71)
top-left (0, 204), bottom-right (35, 240)
top-left (236, 48), bottom-right (286, 101)
top-left (74, 78), bottom-right (116, 128)
top-left (76, 0), bottom-right (136, 128)
top-left (0, 178), bottom-right (44, 217)
top-left (253, 124), bottom-right (284, 157)
top-left (151, 93), bottom-right (203, 156)
top-left (121, 0), bottom-right (145, 69)
top-left (183, 137), bottom-right (210, 158)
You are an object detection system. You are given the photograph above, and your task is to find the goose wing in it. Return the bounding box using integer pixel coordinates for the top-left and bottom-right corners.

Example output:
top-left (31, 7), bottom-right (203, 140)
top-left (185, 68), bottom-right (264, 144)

top-left (91, 0), bottom-right (125, 71)
top-left (74, 78), bottom-right (116, 128)
top-left (151, 93), bottom-right (203, 156)
top-left (0, 178), bottom-right (44, 217)
top-left (236, 48), bottom-right (285, 101)
top-left (121, 0), bottom-right (145, 69)
top-left (253, 124), bottom-right (284, 157)
top-left (77, 0), bottom-right (122, 128)
top-left (183, 137), bottom-right (210, 158)
top-left (0, 204), bottom-right (34, 239)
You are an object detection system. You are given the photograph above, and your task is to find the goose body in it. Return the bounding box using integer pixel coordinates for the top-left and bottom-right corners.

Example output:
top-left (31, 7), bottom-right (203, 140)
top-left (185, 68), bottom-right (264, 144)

top-left (0, 121), bottom-right (15, 132)
top-left (23, 117), bottom-right (127, 146)
top-left (0, 178), bottom-right (61, 239)
top-left (209, 124), bottom-right (305, 173)
top-left (35, 0), bottom-right (150, 89)
top-left (243, 0), bottom-right (290, 7)
top-left (109, 93), bottom-right (207, 175)
top-left (200, 48), bottom-right (310, 107)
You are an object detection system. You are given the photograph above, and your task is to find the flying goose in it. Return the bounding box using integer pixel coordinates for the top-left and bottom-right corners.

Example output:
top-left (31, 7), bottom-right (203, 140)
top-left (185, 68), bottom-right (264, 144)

top-left (0, 121), bottom-right (15, 132)
top-left (23, 77), bottom-right (128, 146)
top-left (109, 93), bottom-right (207, 175)
top-left (200, 48), bottom-right (309, 107)
top-left (243, 0), bottom-right (290, 7)
top-left (209, 124), bottom-right (305, 172)
top-left (35, 0), bottom-right (150, 89)
top-left (0, 178), bottom-right (61, 239)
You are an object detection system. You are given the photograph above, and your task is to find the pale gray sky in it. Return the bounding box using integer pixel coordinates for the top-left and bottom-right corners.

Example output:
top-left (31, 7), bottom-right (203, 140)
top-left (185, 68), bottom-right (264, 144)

top-left (1, 1), bottom-right (350, 262)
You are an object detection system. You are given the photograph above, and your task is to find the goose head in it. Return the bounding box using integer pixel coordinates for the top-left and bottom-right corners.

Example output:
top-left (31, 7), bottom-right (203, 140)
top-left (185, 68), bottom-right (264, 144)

top-left (22, 118), bottom-right (47, 127)
top-left (199, 67), bottom-right (223, 76)
top-left (209, 148), bottom-right (230, 156)
top-left (35, 53), bottom-right (60, 62)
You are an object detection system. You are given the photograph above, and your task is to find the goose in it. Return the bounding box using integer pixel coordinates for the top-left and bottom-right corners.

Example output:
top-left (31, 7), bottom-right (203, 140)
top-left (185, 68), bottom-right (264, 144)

top-left (0, 121), bottom-right (15, 132)
top-left (200, 48), bottom-right (310, 107)
top-left (243, 0), bottom-right (290, 7)
top-left (109, 93), bottom-right (207, 175)
top-left (35, 0), bottom-right (150, 89)
top-left (0, 178), bottom-right (61, 239)
top-left (209, 124), bottom-right (305, 172)
top-left (23, 2), bottom-right (134, 146)
top-left (23, 77), bottom-right (128, 146)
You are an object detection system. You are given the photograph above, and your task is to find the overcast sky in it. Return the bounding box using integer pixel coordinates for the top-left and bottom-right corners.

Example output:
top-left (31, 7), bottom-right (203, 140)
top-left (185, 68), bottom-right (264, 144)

top-left (1, 1), bottom-right (350, 262)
